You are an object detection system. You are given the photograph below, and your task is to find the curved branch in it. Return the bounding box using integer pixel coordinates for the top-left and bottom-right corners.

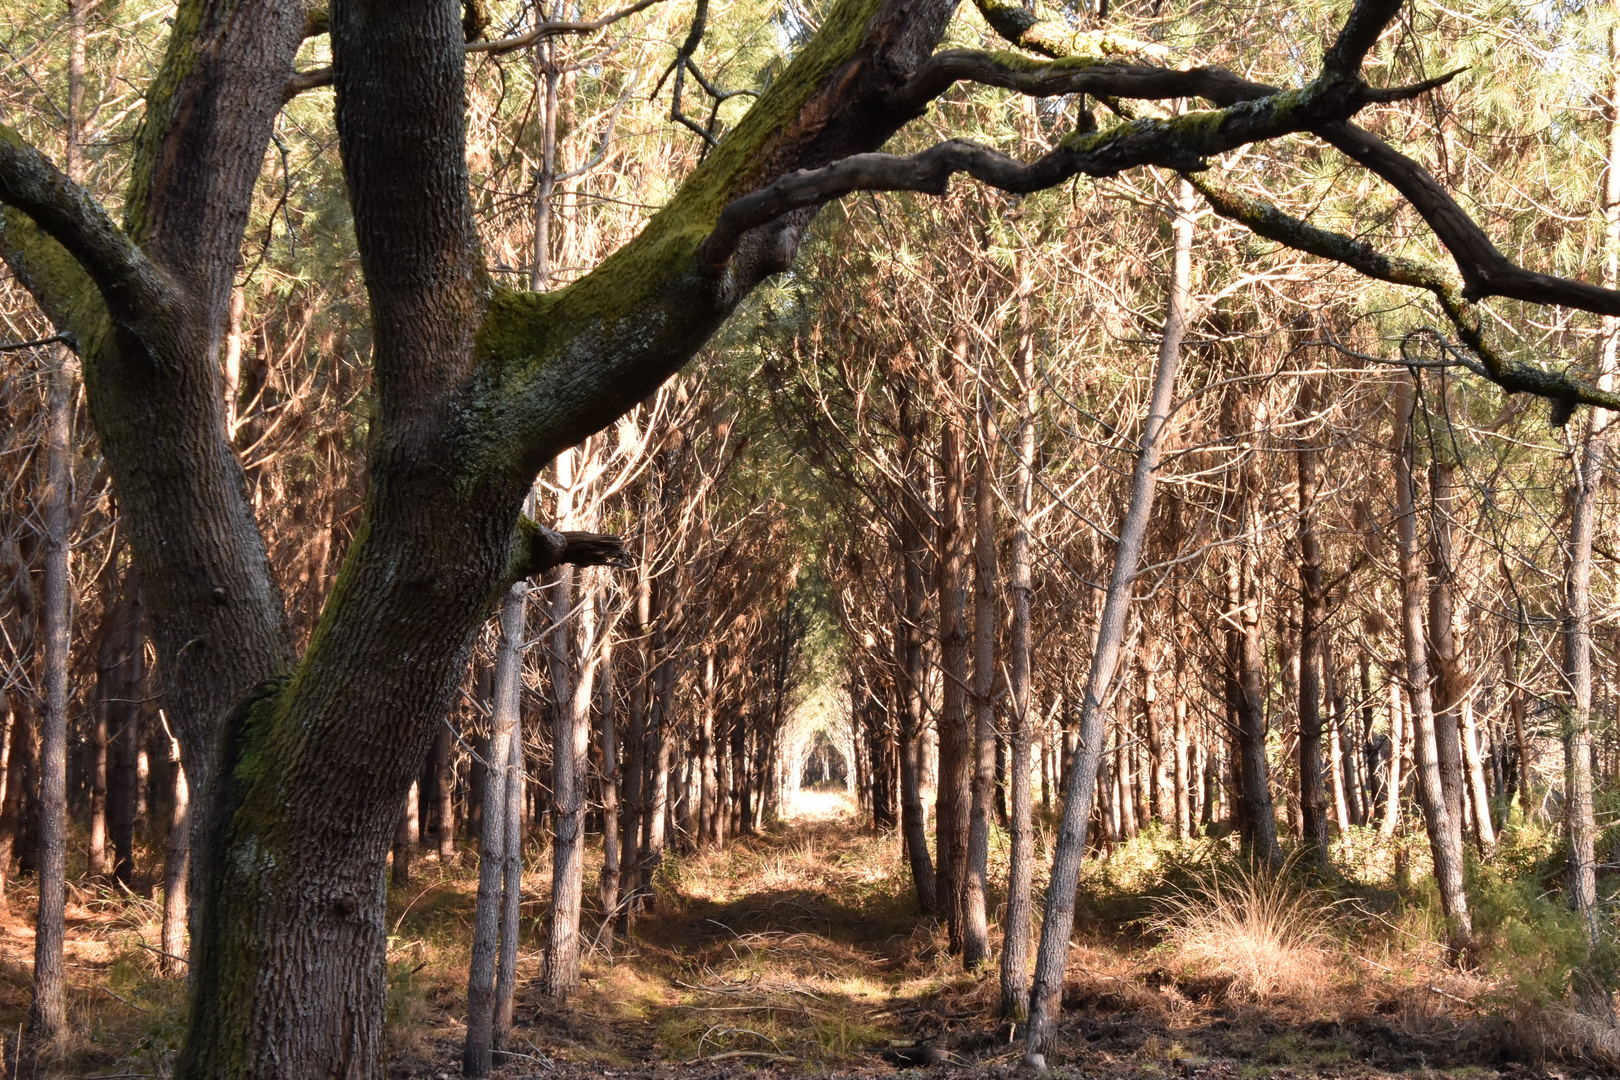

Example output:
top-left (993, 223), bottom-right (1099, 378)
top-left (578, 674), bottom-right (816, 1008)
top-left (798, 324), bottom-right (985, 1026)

top-left (703, 71), bottom-right (1391, 273)
top-left (972, 0), bottom-right (1170, 62)
top-left (0, 126), bottom-right (177, 328)
top-left (890, 50), bottom-right (1276, 115)
top-left (972, 0), bottom-right (1620, 323)
top-left (891, 49), bottom-right (1460, 117)
top-left (1189, 175), bottom-right (1620, 412)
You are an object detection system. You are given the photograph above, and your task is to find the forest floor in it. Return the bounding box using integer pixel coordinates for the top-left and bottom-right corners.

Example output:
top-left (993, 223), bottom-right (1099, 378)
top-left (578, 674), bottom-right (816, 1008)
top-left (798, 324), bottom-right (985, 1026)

top-left (0, 790), bottom-right (1609, 1079)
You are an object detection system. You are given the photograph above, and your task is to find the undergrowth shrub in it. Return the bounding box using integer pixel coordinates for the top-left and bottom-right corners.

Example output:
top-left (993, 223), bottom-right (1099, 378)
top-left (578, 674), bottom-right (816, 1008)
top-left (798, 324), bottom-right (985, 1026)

top-left (1150, 857), bottom-right (1332, 1003)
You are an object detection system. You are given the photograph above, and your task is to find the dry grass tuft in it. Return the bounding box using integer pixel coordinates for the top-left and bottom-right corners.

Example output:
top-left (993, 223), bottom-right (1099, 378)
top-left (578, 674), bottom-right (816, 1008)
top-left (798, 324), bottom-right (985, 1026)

top-left (1152, 859), bottom-right (1332, 1003)
top-left (1511, 1003), bottom-right (1620, 1069)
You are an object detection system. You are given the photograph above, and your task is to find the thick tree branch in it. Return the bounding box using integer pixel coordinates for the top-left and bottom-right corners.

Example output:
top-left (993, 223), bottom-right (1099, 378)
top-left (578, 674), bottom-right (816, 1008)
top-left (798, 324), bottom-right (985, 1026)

top-left (972, 0), bottom-right (1620, 328)
top-left (890, 49), bottom-right (1458, 117)
top-left (703, 64), bottom-right (1415, 274)
top-left (1189, 175), bottom-right (1620, 412)
top-left (1312, 122), bottom-right (1620, 315)
top-left (973, 0), bottom-right (1170, 62)
top-left (0, 126), bottom-right (179, 330)
top-left (509, 520), bottom-right (632, 581)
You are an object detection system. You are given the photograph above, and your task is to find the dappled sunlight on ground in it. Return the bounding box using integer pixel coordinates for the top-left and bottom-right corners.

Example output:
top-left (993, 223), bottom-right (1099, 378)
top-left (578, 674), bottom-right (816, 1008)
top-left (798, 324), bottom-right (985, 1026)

top-left (3, 816), bottom-right (1610, 1078)
top-left (784, 785), bottom-right (856, 822)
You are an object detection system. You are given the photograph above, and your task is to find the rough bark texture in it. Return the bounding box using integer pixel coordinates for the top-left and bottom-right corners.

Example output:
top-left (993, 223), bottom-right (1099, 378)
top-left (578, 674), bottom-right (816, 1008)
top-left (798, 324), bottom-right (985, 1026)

top-left (465, 585), bottom-right (524, 1078)
top-left (934, 328), bottom-right (972, 955)
top-left (1392, 376), bottom-right (1473, 955)
top-left (30, 348), bottom-right (72, 1042)
top-left (962, 395), bottom-right (998, 970)
top-left (1000, 267), bottom-right (1037, 1022)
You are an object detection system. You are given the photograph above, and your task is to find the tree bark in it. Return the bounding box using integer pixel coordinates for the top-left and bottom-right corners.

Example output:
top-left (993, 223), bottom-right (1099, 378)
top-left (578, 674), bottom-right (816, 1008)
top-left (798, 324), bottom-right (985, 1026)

top-left (935, 327), bottom-right (972, 954)
top-left (597, 604), bottom-right (621, 944)
top-left (31, 344), bottom-right (74, 1042)
top-left (1392, 375), bottom-right (1473, 955)
top-left (163, 732), bottom-right (191, 976)
top-left (392, 781), bottom-right (419, 886)
top-left (1379, 656), bottom-right (1404, 836)
top-left (1229, 499), bottom-right (1280, 865)
top-left (1024, 179), bottom-right (1195, 1065)
top-left (962, 390), bottom-right (999, 970)
top-left (699, 645), bottom-right (718, 848)
top-left (1560, 11), bottom-right (1620, 1017)
top-left (1426, 458), bottom-right (1467, 832)
top-left (90, 625), bottom-right (109, 878)
top-left (434, 723), bottom-right (456, 864)
top-left (1297, 426), bottom-right (1330, 863)
top-left (494, 704), bottom-right (522, 1053)
top-left (895, 380), bottom-right (937, 915)
top-left (1000, 263), bottom-right (1037, 1022)
top-left (546, 548), bottom-right (604, 998)
top-left (465, 584), bottom-right (525, 1078)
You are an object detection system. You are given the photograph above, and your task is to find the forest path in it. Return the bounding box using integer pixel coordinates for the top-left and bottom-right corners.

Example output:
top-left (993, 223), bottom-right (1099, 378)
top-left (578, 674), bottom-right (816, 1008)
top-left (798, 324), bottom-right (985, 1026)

top-left (439, 801), bottom-right (1574, 1080)
top-left (20, 801), bottom-right (1597, 1080)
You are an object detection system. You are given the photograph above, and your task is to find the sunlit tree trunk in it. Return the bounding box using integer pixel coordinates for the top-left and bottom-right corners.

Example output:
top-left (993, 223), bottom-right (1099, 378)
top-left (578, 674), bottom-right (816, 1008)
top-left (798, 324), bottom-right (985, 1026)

top-left (433, 725), bottom-right (455, 865)
top-left (1379, 652), bottom-right (1404, 836)
top-left (494, 703), bottom-right (522, 1051)
top-left (1560, 11), bottom-right (1620, 1020)
top-left (547, 548), bottom-right (604, 998)
top-left (392, 781), bottom-right (419, 886)
top-left (1426, 457), bottom-right (1467, 833)
top-left (597, 595), bottom-right (621, 949)
top-left (162, 733), bottom-right (191, 976)
top-left (1024, 179), bottom-right (1195, 1066)
top-left (1000, 264), bottom-right (1037, 1021)
top-left (464, 584), bottom-right (525, 1078)
top-left (698, 644), bottom-right (718, 848)
top-left (1392, 375), bottom-right (1473, 956)
top-left (962, 391), bottom-right (998, 970)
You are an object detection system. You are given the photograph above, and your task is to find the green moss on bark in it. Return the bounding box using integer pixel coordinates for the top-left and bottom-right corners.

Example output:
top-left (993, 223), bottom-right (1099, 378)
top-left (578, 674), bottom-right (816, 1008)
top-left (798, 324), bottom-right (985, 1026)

top-left (123, 0), bottom-right (210, 240)
top-left (474, 0), bottom-right (888, 381)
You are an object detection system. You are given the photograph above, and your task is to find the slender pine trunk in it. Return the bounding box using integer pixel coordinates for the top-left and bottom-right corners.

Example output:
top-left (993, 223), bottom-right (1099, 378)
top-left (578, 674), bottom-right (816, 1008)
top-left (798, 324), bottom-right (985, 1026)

top-left (935, 327), bottom-right (972, 954)
top-left (1392, 375), bottom-right (1473, 956)
top-left (162, 734), bottom-right (191, 976)
top-left (1000, 262), bottom-right (1038, 1021)
top-left (464, 584), bottom-right (525, 1078)
top-left (1297, 428), bottom-right (1330, 863)
top-left (962, 391), bottom-right (999, 970)
top-left (895, 382), bottom-right (936, 914)
top-left (1024, 179), bottom-right (1195, 1066)
top-left (31, 343), bottom-right (75, 1042)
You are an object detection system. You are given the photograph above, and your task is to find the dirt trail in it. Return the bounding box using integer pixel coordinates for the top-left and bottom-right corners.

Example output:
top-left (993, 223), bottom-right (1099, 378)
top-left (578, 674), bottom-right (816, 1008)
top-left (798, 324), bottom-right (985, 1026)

top-left (397, 801), bottom-right (1589, 1080)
